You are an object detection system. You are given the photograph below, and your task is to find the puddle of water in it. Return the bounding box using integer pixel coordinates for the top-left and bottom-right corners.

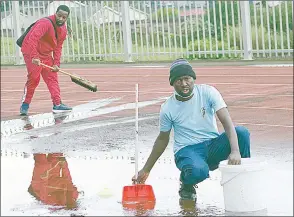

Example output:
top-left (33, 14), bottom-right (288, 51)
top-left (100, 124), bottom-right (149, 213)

top-left (1, 98), bottom-right (165, 139)
top-left (1, 98), bottom-right (120, 138)
top-left (1, 151), bottom-right (293, 216)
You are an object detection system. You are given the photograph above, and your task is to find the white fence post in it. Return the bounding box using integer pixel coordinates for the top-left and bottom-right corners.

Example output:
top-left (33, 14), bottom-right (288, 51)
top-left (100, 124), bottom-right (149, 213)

top-left (121, 1), bottom-right (133, 62)
top-left (12, 1), bottom-right (23, 65)
top-left (240, 1), bottom-right (253, 60)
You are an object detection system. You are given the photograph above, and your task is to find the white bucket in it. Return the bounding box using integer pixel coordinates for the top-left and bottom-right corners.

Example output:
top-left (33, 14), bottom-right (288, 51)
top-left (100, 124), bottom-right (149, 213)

top-left (219, 158), bottom-right (268, 213)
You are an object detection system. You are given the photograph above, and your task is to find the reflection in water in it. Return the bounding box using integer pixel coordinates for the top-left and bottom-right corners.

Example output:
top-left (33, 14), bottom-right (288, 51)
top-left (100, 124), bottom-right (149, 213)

top-left (21, 116), bottom-right (34, 131)
top-left (178, 199), bottom-right (198, 216)
top-left (19, 114), bottom-right (70, 139)
top-left (28, 153), bottom-right (79, 210)
top-left (20, 113), bottom-right (70, 131)
top-left (122, 198), bottom-right (199, 216)
top-left (123, 201), bottom-right (155, 216)
top-left (53, 113), bottom-right (69, 125)
top-left (225, 209), bottom-right (268, 216)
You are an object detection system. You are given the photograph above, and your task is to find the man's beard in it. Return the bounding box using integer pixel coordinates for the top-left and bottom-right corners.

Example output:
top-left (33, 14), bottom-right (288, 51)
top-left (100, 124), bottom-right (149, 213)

top-left (56, 21), bottom-right (64, 26)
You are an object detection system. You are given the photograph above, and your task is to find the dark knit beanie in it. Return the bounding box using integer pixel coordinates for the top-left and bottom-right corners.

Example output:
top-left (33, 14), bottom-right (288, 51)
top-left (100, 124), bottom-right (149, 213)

top-left (169, 58), bottom-right (196, 85)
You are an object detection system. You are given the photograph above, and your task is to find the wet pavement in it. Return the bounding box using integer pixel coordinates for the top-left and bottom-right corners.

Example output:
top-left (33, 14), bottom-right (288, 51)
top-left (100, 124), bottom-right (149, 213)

top-left (1, 103), bottom-right (293, 216)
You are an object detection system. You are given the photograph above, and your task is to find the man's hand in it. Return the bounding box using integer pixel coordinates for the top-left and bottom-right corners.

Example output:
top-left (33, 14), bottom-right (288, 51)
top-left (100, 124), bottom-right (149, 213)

top-left (32, 58), bottom-right (41, 66)
top-left (132, 169), bottom-right (149, 184)
top-left (131, 131), bottom-right (170, 185)
top-left (228, 150), bottom-right (241, 165)
top-left (52, 65), bottom-right (60, 72)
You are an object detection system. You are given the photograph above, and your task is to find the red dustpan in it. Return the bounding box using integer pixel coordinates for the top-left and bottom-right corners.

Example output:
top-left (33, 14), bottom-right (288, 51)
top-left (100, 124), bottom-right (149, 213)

top-left (122, 184), bottom-right (156, 209)
top-left (122, 84), bottom-right (156, 210)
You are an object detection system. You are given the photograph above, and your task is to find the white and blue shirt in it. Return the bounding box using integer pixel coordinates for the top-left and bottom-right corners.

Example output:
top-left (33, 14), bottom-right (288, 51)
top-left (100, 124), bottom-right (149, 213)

top-left (159, 84), bottom-right (227, 154)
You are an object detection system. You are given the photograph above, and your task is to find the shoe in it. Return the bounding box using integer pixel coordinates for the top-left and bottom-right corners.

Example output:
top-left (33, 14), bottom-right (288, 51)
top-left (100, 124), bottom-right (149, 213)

top-left (179, 180), bottom-right (198, 201)
top-left (20, 103), bottom-right (29, 116)
top-left (52, 103), bottom-right (72, 113)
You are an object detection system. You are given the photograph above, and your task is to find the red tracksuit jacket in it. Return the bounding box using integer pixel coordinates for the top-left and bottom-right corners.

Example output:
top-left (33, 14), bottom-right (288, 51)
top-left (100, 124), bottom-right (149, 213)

top-left (21, 15), bottom-right (67, 65)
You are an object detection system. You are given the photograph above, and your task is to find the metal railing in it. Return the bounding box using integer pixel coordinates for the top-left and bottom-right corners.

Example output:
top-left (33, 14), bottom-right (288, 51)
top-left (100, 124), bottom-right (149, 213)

top-left (1, 1), bottom-right (293, 65)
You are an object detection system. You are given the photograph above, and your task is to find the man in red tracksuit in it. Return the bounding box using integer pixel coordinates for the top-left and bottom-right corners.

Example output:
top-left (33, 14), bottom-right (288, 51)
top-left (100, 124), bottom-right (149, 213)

top-left (20, 5), bottom-right (72, 115)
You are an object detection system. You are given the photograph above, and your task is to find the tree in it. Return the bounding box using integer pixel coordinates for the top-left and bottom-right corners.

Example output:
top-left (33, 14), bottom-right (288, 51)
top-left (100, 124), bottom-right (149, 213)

top-left (205, 1), bottom-right (240, 39)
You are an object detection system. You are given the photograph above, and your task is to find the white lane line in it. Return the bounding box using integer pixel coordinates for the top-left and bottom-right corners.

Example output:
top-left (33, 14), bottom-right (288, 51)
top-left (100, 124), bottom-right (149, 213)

top-left (1, 81), bottom-right (293, 86)
top-left (131, 65), bottom-right (293, 68)
top-left (2, 115), bottom-right (160, 142)
top-left (1, 89), bottom-right (293, 94)
top-left (1, 89), bottom-right (135, 93)
top-left (226, 93), bottom-right (293, 96)
top-left (1, 98), bottom-right (165, 138)
top-left (2, 105), bottom-right (292, 113)
top-left (228, 106), bottom-right (293, 111)
top-left (1, 98), bottom-right (121, 130)
top-left (1, 74), bottom-right (293, 78)
top-left (208, 82), bottom-right (292, 86)
top-left (1, 66), bottom-right (293, 72)
top-left (252, 64), bottom-right (293, 67)
top-left (235, 122), bottom-right (293, 128)
top-left (129, 65), bottom-right (168, 68)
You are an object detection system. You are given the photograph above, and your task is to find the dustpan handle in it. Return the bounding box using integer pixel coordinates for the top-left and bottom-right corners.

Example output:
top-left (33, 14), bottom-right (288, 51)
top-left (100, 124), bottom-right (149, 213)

top-left (135, 84), bottom-right (139, 180)
top-left (220, 170), bottom-right (246, 186)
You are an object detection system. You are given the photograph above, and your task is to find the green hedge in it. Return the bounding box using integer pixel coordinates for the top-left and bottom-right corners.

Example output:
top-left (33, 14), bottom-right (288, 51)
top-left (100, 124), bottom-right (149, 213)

top-left (250, 1), bottom-right (293, 33)
top-left (227, 25), bottom-right (293, 50)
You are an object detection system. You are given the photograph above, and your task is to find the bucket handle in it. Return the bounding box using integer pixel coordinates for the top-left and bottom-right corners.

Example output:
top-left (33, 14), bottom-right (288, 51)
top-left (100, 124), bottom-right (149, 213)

top-left (220, 170), bottom-right (246, 186)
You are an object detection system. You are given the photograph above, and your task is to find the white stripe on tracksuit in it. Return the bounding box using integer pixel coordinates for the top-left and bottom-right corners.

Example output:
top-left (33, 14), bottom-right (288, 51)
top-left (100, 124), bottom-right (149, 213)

top-left (21, 86), bottom-right (27, 103)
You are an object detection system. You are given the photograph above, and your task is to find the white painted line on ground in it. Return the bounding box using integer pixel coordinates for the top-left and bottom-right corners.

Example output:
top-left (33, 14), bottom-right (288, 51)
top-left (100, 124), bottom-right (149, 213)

top-left (1, 89), bottom-right (293, 94)
top-left (228, 106), bottom-right (293, 111)
top-left (210, 82), bottom-right (292, 86)
top-left (129, 65), bottom-right (168, 68)
top-left (1, 98), bottom-right (165, 138)
top-left (1, 80), bottom-right (293, 85)
top-left (134, 92), bottom-right (293, 97)
top-left (1, 66), bottom-right (293, 72)
top-left (2, 115), bottom-right (160, 142)
top-left (252, 64), bottom-right (293, 67)
top-left (226, 93), bottom-right (293, 96)
top-left (235, 122), bottom-right (293, 128)
top-left (0, 99), bottom-right (103, 102)
top-left (1, 74), bottom-right (293, 78)
top-left (2, 104), bottom-right (292, 113)
top-left (1, 89), bottom-right (135, 93)
top-left (1, 98), bottom-right (120, 130)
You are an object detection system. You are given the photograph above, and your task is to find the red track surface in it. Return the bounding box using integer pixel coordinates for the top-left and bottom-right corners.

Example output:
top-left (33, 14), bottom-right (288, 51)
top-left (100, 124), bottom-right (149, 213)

top-left (1, 65), bottom-right (293, 148)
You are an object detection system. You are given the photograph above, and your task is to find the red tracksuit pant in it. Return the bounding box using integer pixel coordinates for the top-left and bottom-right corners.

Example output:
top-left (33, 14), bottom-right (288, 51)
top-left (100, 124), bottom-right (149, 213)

top-left (22, 54), bottom-right (61, 105)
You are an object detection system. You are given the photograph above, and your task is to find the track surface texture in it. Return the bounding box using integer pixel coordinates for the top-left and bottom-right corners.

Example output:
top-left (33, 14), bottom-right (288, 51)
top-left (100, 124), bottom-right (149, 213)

top-left (1, 63), bottom-right (293, 216)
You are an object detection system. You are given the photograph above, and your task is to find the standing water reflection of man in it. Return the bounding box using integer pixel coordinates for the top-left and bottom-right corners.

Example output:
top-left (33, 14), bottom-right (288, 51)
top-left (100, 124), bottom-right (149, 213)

top-left (28, 153), bottom-right (79, 209)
